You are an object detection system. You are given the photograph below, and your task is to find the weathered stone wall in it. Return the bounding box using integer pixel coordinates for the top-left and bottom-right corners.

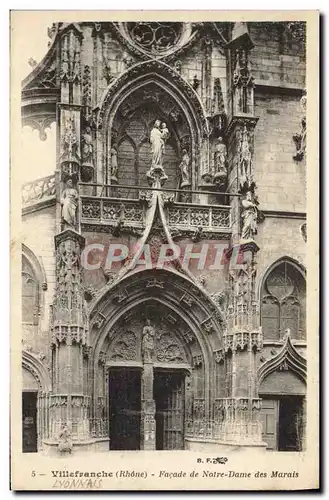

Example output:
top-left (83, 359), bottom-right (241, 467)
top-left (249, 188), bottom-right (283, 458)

top-left (255, 215), bottom-right (306, 292)
top-left (21, 204), bottom-right (56, 359)
top-left (259, 369), bottom-right (306, 396)
top-left (253, 90), bottom-right (306, 212)
top-left (249, 22), bottom-right (306, 87)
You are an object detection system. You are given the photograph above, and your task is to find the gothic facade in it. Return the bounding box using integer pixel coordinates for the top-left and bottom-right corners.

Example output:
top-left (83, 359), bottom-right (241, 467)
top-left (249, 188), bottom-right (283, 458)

top-left (21, 20), bottom-right (307, 454)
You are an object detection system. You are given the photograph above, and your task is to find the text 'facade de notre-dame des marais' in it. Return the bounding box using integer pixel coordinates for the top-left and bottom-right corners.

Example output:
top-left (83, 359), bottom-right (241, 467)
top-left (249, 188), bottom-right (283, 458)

top-left (21, 20), bottom-right (307, 455)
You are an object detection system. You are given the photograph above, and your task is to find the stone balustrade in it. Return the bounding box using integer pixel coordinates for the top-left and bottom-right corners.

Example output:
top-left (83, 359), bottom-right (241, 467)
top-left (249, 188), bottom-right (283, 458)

top-left (22, 174), bottom-right (56, 208)
top-left (79, 195), bottom-right (231, 234)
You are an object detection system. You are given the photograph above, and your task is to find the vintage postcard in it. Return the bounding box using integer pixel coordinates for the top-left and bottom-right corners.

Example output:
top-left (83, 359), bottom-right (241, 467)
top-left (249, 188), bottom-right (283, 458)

top-left (10, 10), bottom-right (319, 491)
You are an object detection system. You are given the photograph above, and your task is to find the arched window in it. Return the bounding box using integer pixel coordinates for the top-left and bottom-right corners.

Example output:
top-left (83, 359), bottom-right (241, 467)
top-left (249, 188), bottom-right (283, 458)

top-left (22, 255), bottom-right (39, 325)
top-left (114, 103), bottom-right (180, 197)
top-left (110, 82), bottom-right (193, 200)
top-left (261, 260), bottom-right (306, 341)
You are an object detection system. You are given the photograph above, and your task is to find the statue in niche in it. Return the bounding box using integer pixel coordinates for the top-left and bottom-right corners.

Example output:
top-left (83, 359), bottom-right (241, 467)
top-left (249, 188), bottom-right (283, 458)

top-left (240, 190), bottom-right (259, 241)
top-left (239, 126), bottom-right (252, 189)
top-left (58, 424), bottom-right (72, 453)
top-left (81, 127), bottom-right (93, 164)
top-left (109, 147), bottom-right (118, 181)
top-left (213, 137), bottom-right (227, 186)
top-left (142, 319), bottom-right (156, 363)
top-left (147, 120), bottom-right (169, 184)
top-left (61, 178), bottom-right (79, 229)
top-left (150, 120), bottom-right (168, 166)
top-left (179, 149), bottom-right (191, 188)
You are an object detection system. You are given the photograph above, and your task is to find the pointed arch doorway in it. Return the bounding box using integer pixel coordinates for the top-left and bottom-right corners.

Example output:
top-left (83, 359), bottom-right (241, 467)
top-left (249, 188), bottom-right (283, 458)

top-left (98, 299), bottom-right (204, 451)
top-left (258, 335), bottom-right (307, 451)
top-left (108, 366), bottom-right (187, 451)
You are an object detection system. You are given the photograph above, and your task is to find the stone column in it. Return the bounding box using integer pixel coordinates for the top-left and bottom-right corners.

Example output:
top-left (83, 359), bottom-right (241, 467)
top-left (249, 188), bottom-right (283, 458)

top-left (221, 241), bottom-right (264, 447)
top-left (225, 22), bottom-right (258, 245)
top-left (141, 320), bottom-right (156, 450)
top-left (141, 363), bottom-right (156, 450)
top-left (49, 229), bottom-right (90, 445)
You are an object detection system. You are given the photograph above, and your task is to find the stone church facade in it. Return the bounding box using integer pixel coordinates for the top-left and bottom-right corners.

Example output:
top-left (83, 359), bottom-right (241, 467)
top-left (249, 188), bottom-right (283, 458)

top-left (21, 21), bottom-right (307, 455)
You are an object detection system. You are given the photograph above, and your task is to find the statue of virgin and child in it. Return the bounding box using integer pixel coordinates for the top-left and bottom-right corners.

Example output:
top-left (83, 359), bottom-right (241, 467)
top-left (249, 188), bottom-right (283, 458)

top-left (147, 120), bottom-right (170, 184)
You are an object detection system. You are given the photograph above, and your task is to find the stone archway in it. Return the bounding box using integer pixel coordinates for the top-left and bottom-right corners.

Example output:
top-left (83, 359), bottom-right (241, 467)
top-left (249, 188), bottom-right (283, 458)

top-left (22, 351), bottom-right (51, 453)
top-left (88, 267), bottom-right (225, 450)
top-left (257, 334), bottom-right (307, 451)
top-left (103, 300), bottom-right (195, 450)
top-left (96, 59), bottom-right (210, 189)
top-left (111, 86), bottom-right (190, 195)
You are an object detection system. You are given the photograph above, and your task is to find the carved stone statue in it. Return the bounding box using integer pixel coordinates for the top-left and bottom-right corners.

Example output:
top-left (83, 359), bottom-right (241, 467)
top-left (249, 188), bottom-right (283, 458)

top-left (213, 137), bottom-right (227, 185)
top-left (81, 127), bottom-right (93, 164)
top-left (239, 126), bottom-right (252, 189)
top-left (241, 190), bottom-right (258, 241)
top-left (62, 116), bottom-right (78, 161)
top-left (58, 425), bottom-right (72, 453)
top-left (61, 179), bottom-right (79, 229)
top-left (142, 319), bottom-right (155, 363)
top-left (150, 119), bottom-right (166, 166)
top-left (179, 149), bottom-right (190, 187)
top-left (147, 120), bottom-right (169, 185)
top-left (109, 147), bottom-right (118, 180)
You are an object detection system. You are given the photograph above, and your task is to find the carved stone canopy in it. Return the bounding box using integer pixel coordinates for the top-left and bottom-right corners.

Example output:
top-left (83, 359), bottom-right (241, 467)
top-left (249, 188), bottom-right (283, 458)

top-left (97, 59), bottom-right (209, 139)
top-left (258, 333), bottom-right (307, 387)
top-left (90, 267), bottom-right (225, 370)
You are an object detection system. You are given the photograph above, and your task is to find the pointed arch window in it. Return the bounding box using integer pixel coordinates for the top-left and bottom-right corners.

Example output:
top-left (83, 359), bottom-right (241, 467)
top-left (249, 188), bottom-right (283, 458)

top-left (261, 261), bottom-right (306, 341)
top-left (22, 255), bottom-right (39, 325)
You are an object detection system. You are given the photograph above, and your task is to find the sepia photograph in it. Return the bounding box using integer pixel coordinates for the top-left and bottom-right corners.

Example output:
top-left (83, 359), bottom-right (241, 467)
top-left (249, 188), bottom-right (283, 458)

top-left (10, 10), bottom-right (319, 491)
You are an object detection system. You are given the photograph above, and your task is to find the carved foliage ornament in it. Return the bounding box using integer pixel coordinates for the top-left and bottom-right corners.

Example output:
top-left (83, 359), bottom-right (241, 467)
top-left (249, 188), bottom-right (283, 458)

top-left (82, 65), bottom-right (92, 124)
top-left (156, 332), bottom-right (185, 363)
top-left (110, 331), bottom-right (137, 361)
top-left (54, 235), bottom-right (84, 314)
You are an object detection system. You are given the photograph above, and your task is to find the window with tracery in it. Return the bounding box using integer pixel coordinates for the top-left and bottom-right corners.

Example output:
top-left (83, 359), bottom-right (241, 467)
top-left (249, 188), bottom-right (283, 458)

top-left (127, 22), bottom-right (182, 53)
top-left (22, 255), bottom-right (39, 325)
top-left (261, 261), bottom-right (306, 341)
top-left (112, 103), bottom-right (180, 197)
